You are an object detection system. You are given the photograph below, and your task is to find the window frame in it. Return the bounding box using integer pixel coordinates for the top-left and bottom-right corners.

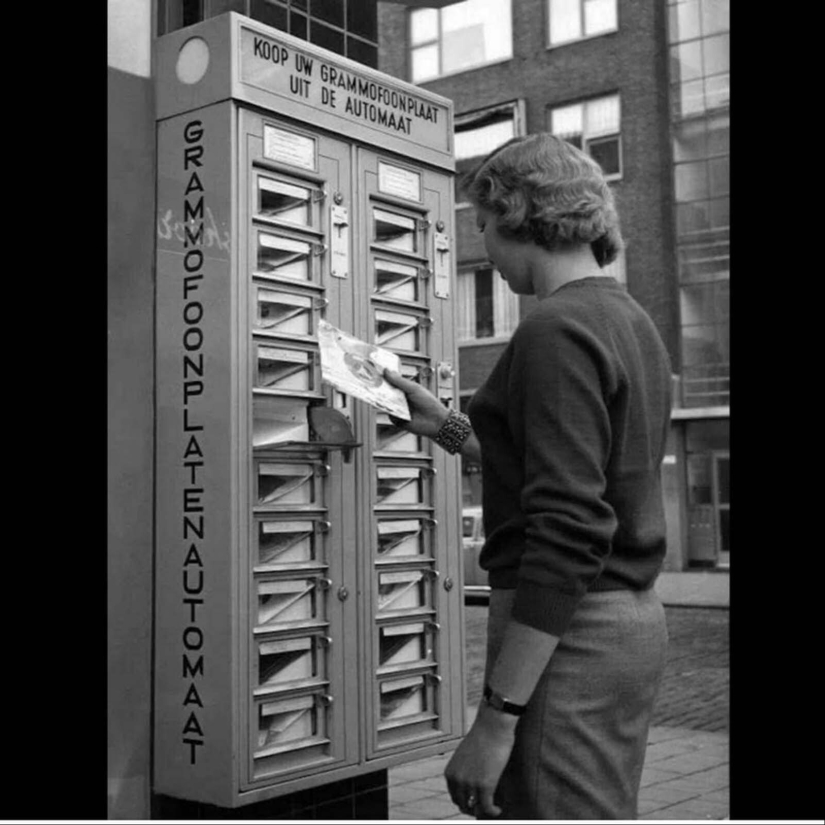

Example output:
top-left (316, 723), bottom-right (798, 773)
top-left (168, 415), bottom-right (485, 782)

top-left (408, 0), bottom-right (514, 84)
top-left (545, 0), bottom-right (619, 49)
top-left (546, 93), bottom-right (623, 182)
top-left (453, 100), bottom-right (526, 208)
top-left (455, 261), bottom-right (520, 345)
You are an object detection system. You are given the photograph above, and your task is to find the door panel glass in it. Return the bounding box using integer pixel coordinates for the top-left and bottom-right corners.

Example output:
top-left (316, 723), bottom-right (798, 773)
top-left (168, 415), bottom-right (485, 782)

top-left (719, 508), bottom-right (730, 554)
top-left (687, 454), bottom-right (712, 505)
top-left (716, 455), bottom-right (730, 504)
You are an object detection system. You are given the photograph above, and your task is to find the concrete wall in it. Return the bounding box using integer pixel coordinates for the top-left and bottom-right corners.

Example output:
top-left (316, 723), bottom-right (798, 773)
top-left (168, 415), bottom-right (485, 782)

top-left (109, 0), bottom-right (152, 78)
top-left (108, 3), bottom-right (155, 817)
top-left (108, 61), bottom-right (156, 822)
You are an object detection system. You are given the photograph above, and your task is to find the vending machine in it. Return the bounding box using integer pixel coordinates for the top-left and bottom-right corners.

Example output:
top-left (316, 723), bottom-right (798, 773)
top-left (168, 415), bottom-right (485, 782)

top-left (153, 12), bottom-right (464, 807)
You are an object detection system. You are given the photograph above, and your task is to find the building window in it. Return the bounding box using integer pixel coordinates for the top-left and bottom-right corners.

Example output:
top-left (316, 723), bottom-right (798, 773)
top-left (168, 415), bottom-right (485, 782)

top-left (456, 265), bottom-right (519, 342)
top-left (685, 420), bottom-right (729, 568)
top-left (667, 0), bottom-right (729, 408)
top-left (409, 0), bottom-right (512, 83)
top-left (548, 94), bottom-right (622, 179)
top-left (547, 0), bottom-right (617, 46)
top-left (453, 101), bottom-right (523, 204)
top-left (668, 0), bottom-right (729, 118)
top-left (158, 0), bottom-right (379, 67)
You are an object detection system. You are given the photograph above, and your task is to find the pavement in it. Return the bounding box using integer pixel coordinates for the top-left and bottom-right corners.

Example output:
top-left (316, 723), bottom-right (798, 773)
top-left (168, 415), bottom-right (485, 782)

top-left (388, 708), bottom-right (729, 821)
top-left (654, 571), bottom-right (729, 609)
top-left (388, 571), bottom-right (729, 821)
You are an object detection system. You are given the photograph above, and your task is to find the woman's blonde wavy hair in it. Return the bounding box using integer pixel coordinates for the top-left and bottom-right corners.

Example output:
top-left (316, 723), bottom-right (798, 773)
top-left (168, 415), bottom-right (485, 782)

top-left (462, 133), bottom-right (623, 267)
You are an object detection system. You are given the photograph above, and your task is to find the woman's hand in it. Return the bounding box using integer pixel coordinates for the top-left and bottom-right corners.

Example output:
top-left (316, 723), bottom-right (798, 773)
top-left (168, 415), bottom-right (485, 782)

top-left (445, 705), bottom-right (517, 818)
top-left (383, 369), bottom-right (450, 438)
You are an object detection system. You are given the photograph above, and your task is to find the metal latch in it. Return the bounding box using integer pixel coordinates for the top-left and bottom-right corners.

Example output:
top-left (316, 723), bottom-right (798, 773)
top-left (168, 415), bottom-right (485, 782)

top-left (433, 231), bottom-right (450, 299)
top-left (330, 204), bottom-right (349, 279)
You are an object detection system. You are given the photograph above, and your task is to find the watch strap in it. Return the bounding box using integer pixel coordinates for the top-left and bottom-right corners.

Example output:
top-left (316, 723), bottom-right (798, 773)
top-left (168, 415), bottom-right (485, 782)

top-left (483, 684), bottom-right (527, 716)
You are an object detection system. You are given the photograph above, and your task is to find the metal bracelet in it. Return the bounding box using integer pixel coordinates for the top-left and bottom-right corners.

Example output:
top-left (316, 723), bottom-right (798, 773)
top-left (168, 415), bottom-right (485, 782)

top-left (433, 409), bottom-right (471, 455)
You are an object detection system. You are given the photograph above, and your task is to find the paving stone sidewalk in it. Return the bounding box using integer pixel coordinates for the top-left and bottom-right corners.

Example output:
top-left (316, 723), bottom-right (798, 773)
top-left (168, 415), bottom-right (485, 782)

top-left (388, 714), bottom-right (729, 821)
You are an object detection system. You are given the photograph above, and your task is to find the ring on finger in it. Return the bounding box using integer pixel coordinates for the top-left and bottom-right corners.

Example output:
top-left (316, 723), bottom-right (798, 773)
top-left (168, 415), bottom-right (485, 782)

top-left (466, 794), bottom-right (476, 808)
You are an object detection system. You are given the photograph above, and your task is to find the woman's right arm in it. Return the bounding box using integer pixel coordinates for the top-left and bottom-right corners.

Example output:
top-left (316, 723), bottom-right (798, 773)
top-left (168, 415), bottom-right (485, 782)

top-left (383, 369), bottom-right (482, 463)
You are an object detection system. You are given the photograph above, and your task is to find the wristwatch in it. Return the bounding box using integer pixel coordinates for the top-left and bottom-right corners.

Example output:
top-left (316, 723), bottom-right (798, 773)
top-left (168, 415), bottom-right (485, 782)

top-left (483, 684), bottom-right (527, 717)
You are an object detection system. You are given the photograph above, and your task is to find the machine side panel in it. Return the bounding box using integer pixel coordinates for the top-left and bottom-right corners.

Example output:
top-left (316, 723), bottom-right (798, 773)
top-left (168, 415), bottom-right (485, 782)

top-left (154, 102), bottom-right (238, 806)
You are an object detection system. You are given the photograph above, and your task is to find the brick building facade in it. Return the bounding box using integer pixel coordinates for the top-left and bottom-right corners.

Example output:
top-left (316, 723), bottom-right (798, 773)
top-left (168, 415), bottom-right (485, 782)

top-left (377, 0), bottom-right (730, 571)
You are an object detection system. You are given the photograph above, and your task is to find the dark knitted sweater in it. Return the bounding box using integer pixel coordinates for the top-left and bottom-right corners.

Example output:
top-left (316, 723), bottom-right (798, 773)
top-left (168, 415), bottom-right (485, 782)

top-left (467, 277), bottom-right (672, 637)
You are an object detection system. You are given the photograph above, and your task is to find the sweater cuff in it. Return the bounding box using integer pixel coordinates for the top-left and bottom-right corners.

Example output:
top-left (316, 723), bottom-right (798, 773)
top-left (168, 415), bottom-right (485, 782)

top-left (510, 579), bottom-right (582, 637)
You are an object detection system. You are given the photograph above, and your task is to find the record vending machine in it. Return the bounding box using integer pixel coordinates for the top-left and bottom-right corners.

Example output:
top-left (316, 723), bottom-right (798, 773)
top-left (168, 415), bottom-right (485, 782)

top-left (153, 13), bottom-right (464, 807)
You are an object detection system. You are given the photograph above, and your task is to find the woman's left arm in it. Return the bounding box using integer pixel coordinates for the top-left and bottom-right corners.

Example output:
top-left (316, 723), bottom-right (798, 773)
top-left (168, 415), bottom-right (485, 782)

top-left (445, 620), bottom-right (560, 817)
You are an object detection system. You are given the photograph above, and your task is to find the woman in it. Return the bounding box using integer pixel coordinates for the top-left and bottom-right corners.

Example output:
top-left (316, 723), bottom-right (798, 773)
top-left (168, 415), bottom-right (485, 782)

top-left (384, 133), bottom-right (672, 820)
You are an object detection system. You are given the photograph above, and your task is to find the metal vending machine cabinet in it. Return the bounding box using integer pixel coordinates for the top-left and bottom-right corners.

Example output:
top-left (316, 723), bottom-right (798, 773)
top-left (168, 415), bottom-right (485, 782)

top-left (153, 13), bottom-right (464, 808)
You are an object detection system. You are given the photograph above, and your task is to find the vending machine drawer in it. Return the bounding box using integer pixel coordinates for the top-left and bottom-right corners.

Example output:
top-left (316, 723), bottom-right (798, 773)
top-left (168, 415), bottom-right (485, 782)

top-left (255, 634), bottom-right (328, 694)
top-left (254, 518), bottom-right (329, 570)
top-left (252, 396), bottom-right (311, 448)
top-left (377, 672), bottom-right (439, 734)
top-left (376, 413), bottom-right (422, 454)
top-left (254, 284), bottom-right (325, 340)
top-left (254, 460), bottom-right (325, 509)
top-left (256, 231), bottom-right (320, 283)
top-left (376, 518), bottom-right (431, 562)
top-left (378, 620), bottom-right (436, 674)
top-left (256, 174), bottom-right (318, 228)
top-left (254, 341), bottom-right (318, 394)
top-left (375, 465), bottom-right (431, 507)
top-left (376, 568), bottom-right (432, 616)
top-left (374, 258), bottom-right (420, 303)
top-left (372, 208), bottom-right (419, 254)
top-left (256, 576), bottom-right (328, 631)
top-left (374, 308), bottom-right (427, 353)
top-left (254, 691), bottom-right (330, 757)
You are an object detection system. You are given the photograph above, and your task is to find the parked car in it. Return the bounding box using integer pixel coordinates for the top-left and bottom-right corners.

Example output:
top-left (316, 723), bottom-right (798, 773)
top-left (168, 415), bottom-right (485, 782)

top-left (462, 506), bottom-right (489, 601)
